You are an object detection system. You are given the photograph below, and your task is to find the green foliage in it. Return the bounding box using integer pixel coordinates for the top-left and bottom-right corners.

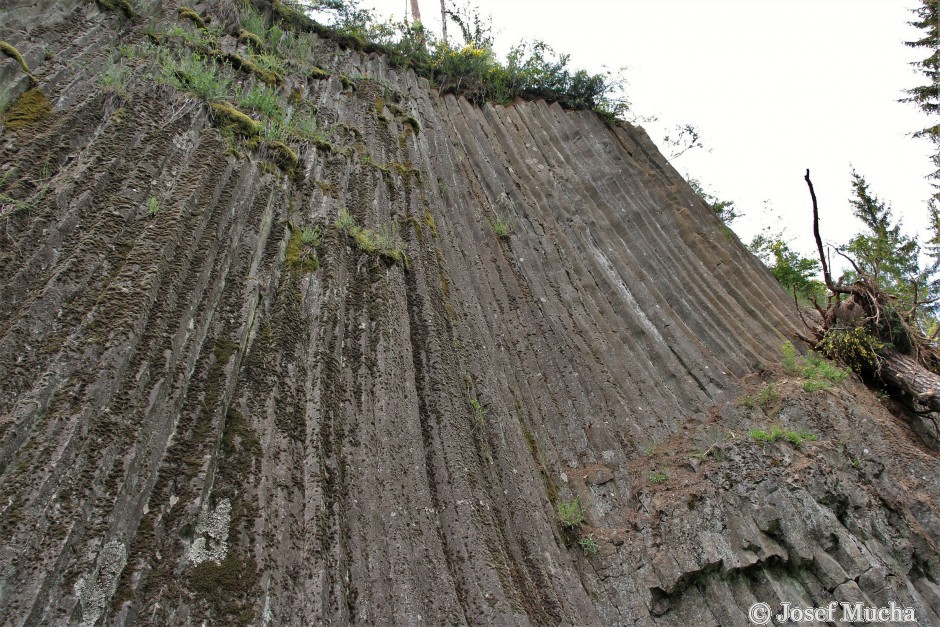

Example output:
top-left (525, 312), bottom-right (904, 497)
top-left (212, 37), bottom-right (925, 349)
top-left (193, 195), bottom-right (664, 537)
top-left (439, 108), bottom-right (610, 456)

top-left (749, 426), bottom-right (817, 448)
top-left (801, 351), bottom-right (849, 386)
top-left (687, 177), bottom-right (740, 224)
top-left (241, 8), bottom-right (267, 39)
top-left (664, 124), bottom-right (704, 160)
top-left (816, 327), bottom-right (882, 374)
top-left (781, 340), bottom-right (800, 374)
top-left (334, 209), bottom-right (407, 266)
top-left (238, 84), bottom-right (282, 118)
top-left (146, 196), bottom-right (160, 217)
top-left (738, 394), bottom-right (756, 409)
top-left (780, 340), bottom-right (849, 390)
top-left (578, 536), bottom-right (599, 555)
top-left (469, 398), bottom-right (488, 420)
top-left (262, 115), bottom-right (293, 142)
top-left (102, 57), bottom-right (131, 98)
top-left (903, 1), bottom-right (940, 154)
top-left (749, 234), bottom-right (826, 303)
top-left (843, 171), bottom-right (928, 297)
top-left (756, 383), bottom-right (779, 408)
top-left (307, 0), bottom-right (628, 117)
top-left (335, 207), bottom-right (356, 231)
top-left (491, 213), bottom-right (514, 239)
top-left (159, 50), bottom-right (232, 101)
top-left (177, 7), bottom-right (207, 29)
top-left (648, 471), bottom-right (668, 484)
top-left (301, 225), bottom-right (322, 246)
top-left (292, 112), bottom-right (329, 144)
top-left (556, 498), bottom-right (584, 529)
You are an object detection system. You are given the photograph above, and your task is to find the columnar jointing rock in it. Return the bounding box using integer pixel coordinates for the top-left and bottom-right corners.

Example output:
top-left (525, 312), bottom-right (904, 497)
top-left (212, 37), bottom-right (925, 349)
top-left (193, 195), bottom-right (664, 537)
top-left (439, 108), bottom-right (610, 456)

top-left (1, 1), bottom-right (939, 625)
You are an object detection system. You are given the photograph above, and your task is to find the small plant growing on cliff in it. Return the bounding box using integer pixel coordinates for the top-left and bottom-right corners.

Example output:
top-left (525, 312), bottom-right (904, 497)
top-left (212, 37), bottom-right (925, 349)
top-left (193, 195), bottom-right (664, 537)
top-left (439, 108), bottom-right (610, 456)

top-left (578, 536), bottom-right (599, 555)
top-left (757, 383), bottom-right (779, 408)
top-left (648, 471), bottom-right (668, 484)
top-left (491, 213), bottom-right (514, 239)
top-left (301, 225), bottom-right (321, 246)
top-left (780, 340), bottom-right (850, 392)
top-left (738, 394), bottom-right (756, 409)
top-left (557, 498), bottom-right (584, 529)
top-left (159, 50), bottom-right (232, 102)
top-left (102, 57), bottom-right (131, 98)
top-left (146, 196), bottom-right (160, 217)
top-left (749, 426), bottom-right (817, 448)
top-left (469, 398), bottom-right (487, 421)
top-left (335, 208), bottom-right (356, 230)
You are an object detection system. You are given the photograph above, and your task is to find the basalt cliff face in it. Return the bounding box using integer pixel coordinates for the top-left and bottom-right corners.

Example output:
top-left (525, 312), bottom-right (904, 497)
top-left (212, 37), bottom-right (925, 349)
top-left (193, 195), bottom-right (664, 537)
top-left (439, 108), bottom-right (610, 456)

top-left (1, 1), bottom-right (939, 625)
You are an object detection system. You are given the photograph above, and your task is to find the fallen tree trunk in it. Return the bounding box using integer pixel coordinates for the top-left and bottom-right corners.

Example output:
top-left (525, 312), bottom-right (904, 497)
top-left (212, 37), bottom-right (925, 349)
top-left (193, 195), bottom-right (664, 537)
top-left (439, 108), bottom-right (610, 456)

top-left (878, 348), bottom-right (940, 414)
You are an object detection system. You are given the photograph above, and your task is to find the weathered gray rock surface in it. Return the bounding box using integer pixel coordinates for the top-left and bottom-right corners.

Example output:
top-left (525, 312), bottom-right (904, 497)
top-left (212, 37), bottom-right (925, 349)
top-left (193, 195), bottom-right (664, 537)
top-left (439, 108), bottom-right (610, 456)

top-left (1, 1), bottom-right (938, 624)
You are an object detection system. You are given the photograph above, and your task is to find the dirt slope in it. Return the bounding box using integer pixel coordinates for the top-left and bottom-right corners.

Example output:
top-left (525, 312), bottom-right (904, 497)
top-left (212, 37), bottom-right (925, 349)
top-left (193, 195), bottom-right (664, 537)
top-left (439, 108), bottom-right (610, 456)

top-left (1, 1), bottom-right (938, 624)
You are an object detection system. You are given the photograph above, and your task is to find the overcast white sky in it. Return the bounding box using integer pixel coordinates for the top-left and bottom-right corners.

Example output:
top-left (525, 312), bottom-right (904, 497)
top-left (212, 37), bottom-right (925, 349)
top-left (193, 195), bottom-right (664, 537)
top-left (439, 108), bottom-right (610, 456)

top-left (358, 0), bottom-right (936, 264)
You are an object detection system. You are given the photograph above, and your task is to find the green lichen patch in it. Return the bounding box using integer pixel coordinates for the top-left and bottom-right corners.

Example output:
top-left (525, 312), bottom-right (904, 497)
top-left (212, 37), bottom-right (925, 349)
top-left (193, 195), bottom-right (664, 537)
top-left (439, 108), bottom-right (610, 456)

top-left (0, 41), bottom-right (30, 76)
top-left (210, 102), bottom-right (260, 137)
top-left (177, 7), bottom-right (207, 29)
top-left (4, 88), bottom-right (51, 131)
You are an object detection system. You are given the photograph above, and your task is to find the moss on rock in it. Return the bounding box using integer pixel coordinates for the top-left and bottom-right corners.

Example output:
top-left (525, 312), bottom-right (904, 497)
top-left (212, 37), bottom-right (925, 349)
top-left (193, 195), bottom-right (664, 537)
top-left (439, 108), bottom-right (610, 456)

top-left (262, 140), bottom-right (298, 177)
top-left (237, 30), bottom-right (265, 50)
top-left (210, 102), bottom-right (260, 137)
top-left (95, 0), bottom-right (135, 18)
top-left (0, 41), bottom-right (30, 76)
top-left (177, 7), bottom-right (207, 29)
top-left (4, 88), bottom-right (51, 131)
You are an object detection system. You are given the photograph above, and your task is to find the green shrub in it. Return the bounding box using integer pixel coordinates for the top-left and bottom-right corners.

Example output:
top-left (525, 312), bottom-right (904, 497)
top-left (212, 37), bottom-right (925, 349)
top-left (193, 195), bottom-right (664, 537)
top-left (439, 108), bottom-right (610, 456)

top-left (146, 196), bottom-right (159, 217)
top-left (648, 471), bottom-right (668, 484)
top-left (816, 327), bottom-right (881, 374)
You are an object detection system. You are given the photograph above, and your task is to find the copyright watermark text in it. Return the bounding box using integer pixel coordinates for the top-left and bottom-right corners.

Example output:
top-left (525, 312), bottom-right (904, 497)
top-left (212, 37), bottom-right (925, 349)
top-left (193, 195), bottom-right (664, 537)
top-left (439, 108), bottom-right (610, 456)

top-left (748, 601), bottom-right (916, 624)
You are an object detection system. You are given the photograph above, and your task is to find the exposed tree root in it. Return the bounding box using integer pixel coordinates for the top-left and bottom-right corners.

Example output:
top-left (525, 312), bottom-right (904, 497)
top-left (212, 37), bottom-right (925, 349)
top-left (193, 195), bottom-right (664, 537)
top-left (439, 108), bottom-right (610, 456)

top-left (801, 170), bottom-right (940, 432)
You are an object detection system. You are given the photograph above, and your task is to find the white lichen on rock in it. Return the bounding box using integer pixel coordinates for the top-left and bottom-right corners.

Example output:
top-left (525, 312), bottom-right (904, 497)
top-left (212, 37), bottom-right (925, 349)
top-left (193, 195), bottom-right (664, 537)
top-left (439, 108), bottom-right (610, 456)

top-left (188, 498), bottom-right (231, 565)
top-left (74, 540), bottom-right (127, 627)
